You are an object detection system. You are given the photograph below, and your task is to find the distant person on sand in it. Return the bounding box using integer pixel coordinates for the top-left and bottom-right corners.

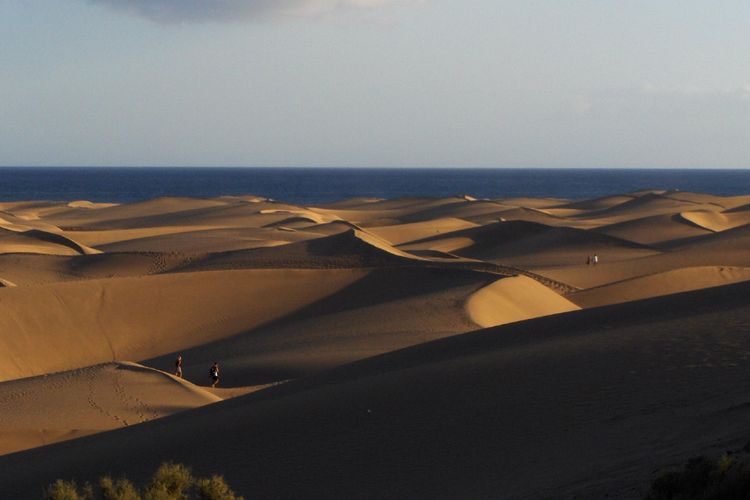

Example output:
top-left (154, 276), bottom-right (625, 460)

top-left (174, 355), bottom-right (183, 378)
top-left (593, 253), bottom-right (599, 265)
top-left (209, 362), bottom-right (220, 387)
top-left (586, 255), bottom-right (591, 266)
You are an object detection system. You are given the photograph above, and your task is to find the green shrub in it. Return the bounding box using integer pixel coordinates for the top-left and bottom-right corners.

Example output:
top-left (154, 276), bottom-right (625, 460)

top-left (100, 476), bottom-right (141, 500)
top-left (194, 475), bottom-right (242, 500)
top-left (45, 463), bottom-right (243, 500)
top-left (44, 479), bottom-right (94, 500)
top-left (143, 463), bottom-right (194, 500)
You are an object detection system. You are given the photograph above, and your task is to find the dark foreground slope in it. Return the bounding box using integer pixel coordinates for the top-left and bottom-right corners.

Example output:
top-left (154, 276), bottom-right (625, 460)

top-left (4, 282), bottom-right (750, 499)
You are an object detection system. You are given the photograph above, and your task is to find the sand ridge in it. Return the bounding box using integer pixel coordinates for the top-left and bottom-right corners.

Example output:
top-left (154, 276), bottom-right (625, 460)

top-left (0, 362), bottom-right (223, 455)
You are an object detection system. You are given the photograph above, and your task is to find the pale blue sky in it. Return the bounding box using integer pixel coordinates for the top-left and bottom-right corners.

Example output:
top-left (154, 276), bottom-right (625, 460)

top-left (1, 1), bottom-right (748, 167)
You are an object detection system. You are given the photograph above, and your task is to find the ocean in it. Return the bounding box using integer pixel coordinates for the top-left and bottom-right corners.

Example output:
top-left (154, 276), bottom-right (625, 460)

top-left (0, 167), bottom-right (748, 205)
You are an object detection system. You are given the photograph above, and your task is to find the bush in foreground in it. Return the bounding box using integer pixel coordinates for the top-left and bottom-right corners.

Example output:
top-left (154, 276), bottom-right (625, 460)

top-left (646, 454), bottom-right (750, 499)
top-left (44, 462), bottom-right (242, 500)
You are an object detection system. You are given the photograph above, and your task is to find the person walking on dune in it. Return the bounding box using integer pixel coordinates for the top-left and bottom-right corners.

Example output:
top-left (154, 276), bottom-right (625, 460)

top-left (174, 354), bottom-right (183, 378)
top-left (593, 253), bottom-right (599, 265)
top-left (209, 362), bottom-right (220, 388)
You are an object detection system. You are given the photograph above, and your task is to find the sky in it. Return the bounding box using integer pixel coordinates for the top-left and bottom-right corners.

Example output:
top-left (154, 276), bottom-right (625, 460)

top-left (1, 0), bottom-right (748, 168)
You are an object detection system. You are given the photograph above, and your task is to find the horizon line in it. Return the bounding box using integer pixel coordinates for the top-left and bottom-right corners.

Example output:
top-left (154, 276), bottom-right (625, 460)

top-left (1, 165), bottom-right (749, 170)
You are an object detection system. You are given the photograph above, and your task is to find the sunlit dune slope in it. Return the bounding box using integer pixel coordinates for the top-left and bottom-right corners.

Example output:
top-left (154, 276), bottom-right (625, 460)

top-left (41, 197), bottom-right (230, 228)
top-left (594, 213), bottom-right (713, 245)
top-left (536, 238), bottom-right (750, 291)
top-left (568, 266), bottom-right (750, 307)
top-left (93, 227), bottom-right (314, 253)
top-left (0, 252), bottom-right (199, 286)
top-left (572, 192), bottom-right (722, 224)
top-left (392, 200), bottom-right (513, 224)
top-left (659, 191), bottom-right (750, 209)
top-left (365, 218), bottom-right (479, 246)
top-left (145, 268), bottom-right (577, 386)
top-left (402, 220), bottom-right (657, 267)
top-left (178, 228), bottom-right (428, 271)
top-left (43, 197), bottom-right (336, 233)
top-left (495, 196), bottom-right (569, 208)
top-left (0, 362), bottom-right (221, 455)
top-left (0, 263), bottom-right (556, 387)
top-left (549, 194), bottom-right (637, 211)
top-left (309, 197), bottom-right (502, 227)
top-left (0, 227), bottom-right (100, 256)
top-left (677, 210), bottom-right (750, 233)
top-left (465, 275), bottom-right (580, 327)
top-left (0, 269), bottom-right (368, 381)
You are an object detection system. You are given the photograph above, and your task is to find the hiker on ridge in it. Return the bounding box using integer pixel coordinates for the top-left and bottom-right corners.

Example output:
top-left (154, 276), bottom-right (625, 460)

top-left (210, 362), bottom-right (220, 388)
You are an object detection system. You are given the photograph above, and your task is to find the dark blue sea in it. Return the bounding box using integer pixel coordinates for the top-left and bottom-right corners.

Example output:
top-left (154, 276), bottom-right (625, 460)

top-left (0, 167), bottom-right (748, 205)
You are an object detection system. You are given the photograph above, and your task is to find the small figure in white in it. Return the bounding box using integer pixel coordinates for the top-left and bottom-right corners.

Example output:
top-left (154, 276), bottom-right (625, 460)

top-left (174, 354), bottom-right (183, 378)
top-left (209, 361), bottom-right (220, 387)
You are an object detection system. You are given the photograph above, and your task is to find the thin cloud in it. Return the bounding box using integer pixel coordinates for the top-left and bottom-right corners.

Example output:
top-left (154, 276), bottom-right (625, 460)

top-left (88, 0), bottom-right (416, 23)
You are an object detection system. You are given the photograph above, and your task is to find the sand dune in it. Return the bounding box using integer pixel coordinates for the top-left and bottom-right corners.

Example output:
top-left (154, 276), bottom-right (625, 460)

top-left (659, 191), bottom-right (750, 209)
top-left (667, 222), bottom-right (750, 254)
top-left (0, 263), bottom-right (516, 386)
top-left (394, 199), bottom-right (514, 224)
top-left (0, 227), bottom-right (100, 256)
top-left (297, 220), bottom-right (362, 236)
top-left (0, 277), bottom-right (16, 287)
top-left (537, 240), bottom-right (750, 291)
top-left (147, 267), bottom-right (500, 386)
top-left (573, 192), bottom-right (721, 223)
top-left (465, 275), bottom-right (580, 327)
top-left (595, 213), bottom-right (712, 245)
top-left (0, 211), bottom-right (63, 233)
top-left (94, 227), bottom-right (311, 254)
top-left (0, 362), bottom-right (221, 455)
top-left (19, 229), bottom-right (101, 255)
top-left (262, 215), bottom-right (321, 229)
top-left (66, 200), bottom-right (118, 209)
top-left (310, 197), bottom-right (467, 225)
top-left (495, 196), bottom-right (569, 208)
top-left (403, 220), bottom-right (657, 267)
top-left (0, 201), bottom-right (84, 220)
top-left (366, 218), bottom-right (479, 245)
top-left (550, 194), bottom-right (637, 211)
top-left (724, 201), bottom-right (750, 213)
top-left (315, 196), bottom-right (384, 208)
top-left (568, 266), bottom-right (750, 307)
top-left (0, 228), bottom-right (81, 256)
top-left (0, 269), bottom-right (368, 381)
top-left (44, 197), bottom-right (230, 227)
top-left (4, 282), bottom-right (750, 498)
top-left (180, 228), bottom-right (429, 271)
top-left (45, 198), bottom-right (331, 233)
top-left (0, 254), bottom-right (81, 285)
top-left (65, 226), bottom-right (221, 247)
top-left (319, 196), bottom-right (464, 213)
top-left (493, 206), bottom-right (586, 227)
top-left (678, 209), bottom-right (750, 233)
top-left (2, 191), bottom-right (750, 498)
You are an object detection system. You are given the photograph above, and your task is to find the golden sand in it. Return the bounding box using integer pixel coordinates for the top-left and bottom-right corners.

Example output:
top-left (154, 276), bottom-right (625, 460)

top-left (2, 191), bottom-right (750, 498)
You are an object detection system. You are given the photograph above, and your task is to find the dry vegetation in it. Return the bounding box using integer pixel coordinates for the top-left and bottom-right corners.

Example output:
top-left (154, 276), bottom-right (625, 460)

top-left (45, 462), bottom-right (241, 500)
